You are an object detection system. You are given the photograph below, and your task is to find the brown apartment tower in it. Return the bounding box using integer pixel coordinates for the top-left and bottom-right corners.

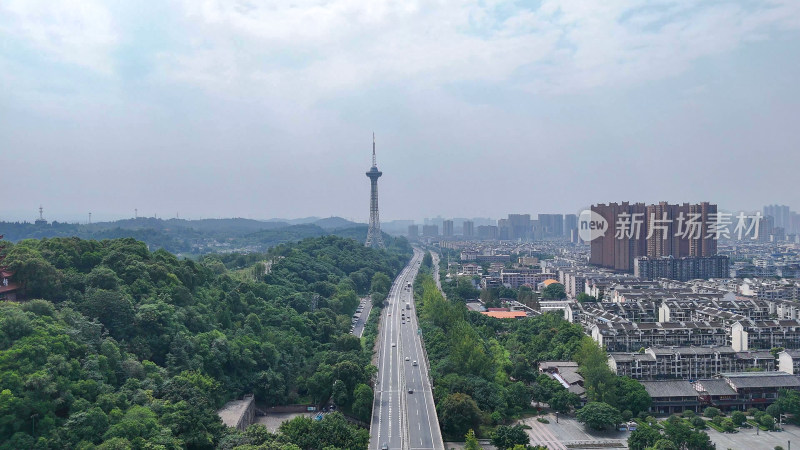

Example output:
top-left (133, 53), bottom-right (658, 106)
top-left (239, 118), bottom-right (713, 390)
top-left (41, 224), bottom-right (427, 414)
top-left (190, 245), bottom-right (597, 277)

top-left (590, 202), bottom-right (718, 272)
top-left (590, 202), bottom-right (648, 272)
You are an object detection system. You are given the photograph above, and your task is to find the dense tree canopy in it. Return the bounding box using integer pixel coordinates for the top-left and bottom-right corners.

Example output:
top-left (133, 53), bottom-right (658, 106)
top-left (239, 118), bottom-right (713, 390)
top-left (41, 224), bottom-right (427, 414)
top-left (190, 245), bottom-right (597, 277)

top-left (0, 235), bottom-right (410, 449)
top-left (415, 273), bottom-right (587, 438)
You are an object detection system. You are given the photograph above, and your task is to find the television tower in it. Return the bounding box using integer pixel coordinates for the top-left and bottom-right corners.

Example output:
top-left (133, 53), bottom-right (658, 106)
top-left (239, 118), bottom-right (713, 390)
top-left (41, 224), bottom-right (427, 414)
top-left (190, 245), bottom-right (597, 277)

top-left (35, 205), bottom-right (47, 225)
top-left (364, 133), bottom-right (385, 249)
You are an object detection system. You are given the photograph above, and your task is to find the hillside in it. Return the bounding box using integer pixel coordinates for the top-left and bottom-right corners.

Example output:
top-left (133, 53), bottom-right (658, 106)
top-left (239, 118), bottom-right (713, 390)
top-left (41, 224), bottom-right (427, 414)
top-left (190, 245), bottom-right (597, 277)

top-left (0, 235), bottom-right (411, 449)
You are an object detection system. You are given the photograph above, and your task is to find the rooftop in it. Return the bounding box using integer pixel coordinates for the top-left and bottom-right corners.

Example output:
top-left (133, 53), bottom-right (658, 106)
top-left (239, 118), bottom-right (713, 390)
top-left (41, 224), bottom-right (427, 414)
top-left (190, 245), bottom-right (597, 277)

top-left (720, 371), bottom-right (800, 389)
top-left (482, 311), bottom-right (527, 319)
top-left (640, 380), bottom-right (700, 399)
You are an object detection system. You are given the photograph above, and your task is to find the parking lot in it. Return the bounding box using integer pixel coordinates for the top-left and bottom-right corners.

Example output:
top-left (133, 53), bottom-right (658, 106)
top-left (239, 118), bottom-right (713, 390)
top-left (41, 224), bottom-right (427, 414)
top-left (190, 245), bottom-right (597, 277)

top-left (517, 413), bottom-right (800, 449)
top-left (350, 297), bottom-right (371, 337)
top-left (520, 413), bottom-right (628, 449)
top-left (704, 424), bottom-right (800, 449)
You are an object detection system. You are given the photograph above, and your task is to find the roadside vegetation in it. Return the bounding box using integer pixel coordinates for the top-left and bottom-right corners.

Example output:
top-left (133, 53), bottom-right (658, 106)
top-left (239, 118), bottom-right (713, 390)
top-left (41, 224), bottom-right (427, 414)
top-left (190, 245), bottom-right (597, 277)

top-left (0, 235), bottom-right (410, 449)
top-left (416, 253), bottom-right (653, 445)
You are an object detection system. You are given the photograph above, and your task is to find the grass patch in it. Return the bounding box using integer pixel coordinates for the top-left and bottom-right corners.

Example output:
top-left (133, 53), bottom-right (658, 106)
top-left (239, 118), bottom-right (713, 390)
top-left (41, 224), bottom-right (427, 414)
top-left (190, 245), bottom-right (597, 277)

top-left (746, 419), bottom-right (770, 431)
top-left (537, 418), bottom-right (550, 424)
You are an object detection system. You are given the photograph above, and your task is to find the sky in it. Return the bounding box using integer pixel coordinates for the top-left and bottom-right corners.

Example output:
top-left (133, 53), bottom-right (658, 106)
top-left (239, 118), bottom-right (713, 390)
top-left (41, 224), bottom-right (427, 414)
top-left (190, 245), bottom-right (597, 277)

top-left (1, 0), bottom-right (799, 224)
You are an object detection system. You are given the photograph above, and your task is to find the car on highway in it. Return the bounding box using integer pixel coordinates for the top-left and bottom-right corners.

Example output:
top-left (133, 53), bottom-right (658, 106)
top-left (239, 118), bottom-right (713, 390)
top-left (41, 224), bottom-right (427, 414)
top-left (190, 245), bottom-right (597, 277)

top-left (381, 444), bottom-right (389, 450)
top-left (405, 356), bottom-right (410, 361)
top-left (408, 389), bottom-right (414, 394)
top-left (412, 361), bottom-right (418, 366)
top-left (391, 343), bottom-right (396, 347)
top-left (402, 320), bottom-right (405, 324)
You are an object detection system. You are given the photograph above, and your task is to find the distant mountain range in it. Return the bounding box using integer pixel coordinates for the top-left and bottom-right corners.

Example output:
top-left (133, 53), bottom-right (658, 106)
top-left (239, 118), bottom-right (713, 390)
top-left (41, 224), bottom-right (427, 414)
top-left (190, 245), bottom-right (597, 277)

top-left (0, 216), bottom-right (377, 256)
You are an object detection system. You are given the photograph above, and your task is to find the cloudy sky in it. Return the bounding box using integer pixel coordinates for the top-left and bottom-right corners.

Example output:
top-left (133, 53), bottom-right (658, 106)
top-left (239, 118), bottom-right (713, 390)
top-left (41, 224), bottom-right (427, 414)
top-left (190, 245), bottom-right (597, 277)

top-left (2, 0), bottom-right (799, 223)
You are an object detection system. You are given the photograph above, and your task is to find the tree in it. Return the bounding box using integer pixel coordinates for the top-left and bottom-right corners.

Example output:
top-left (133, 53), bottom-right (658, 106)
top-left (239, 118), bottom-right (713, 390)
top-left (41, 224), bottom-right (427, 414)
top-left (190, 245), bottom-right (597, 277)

top-left (549, 390), bottom-right (580, 413)
top-left (352, 384), bottom-right (373, 423)
top-left (331, 379), bottom-right (349, 407)
top-left (576, 402), bottom-right (622, 430)
top-left (370, 272), bottom-right (392, 297)
top-left (490, 424), bottom-right (530, 449)
top-left (576, 339), bottom-right (617, 405)
top-left (628, 423), bottom-right (661, 449)
top-left (703, 407), bottom-right (720, 418)
top-left (81, 288), bottom-right (135, 339)
top-left (760, 414), bottom-right (775, 430)
top-left (438, 393), bottom-right (481, 438)
top-left (541, 283), bottom-right (566, 300)
top-left (65, 407), bottom-right (109, 444)
top-left (505, 382), bottom-right (533, 411)
top-left (465, 429), bottom-right (482, 450)
top-left (650, 439), bottom-right (679, 450)
top-left (616, 377), bottom-right (651, 416)
top-left (720, 418), bottom-right (735, 432)
top-left (576, 292), bottom-right (597, 303)
top-left (730, 410), bottom-right (746, 426)
top-left (422, 252), bottom-right (433, 268)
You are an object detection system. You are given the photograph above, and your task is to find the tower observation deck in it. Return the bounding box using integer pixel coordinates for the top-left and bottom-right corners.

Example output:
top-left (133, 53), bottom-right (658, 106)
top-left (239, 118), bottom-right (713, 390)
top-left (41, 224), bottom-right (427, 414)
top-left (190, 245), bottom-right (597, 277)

top-left (365, 134), bottom-right (385, 249)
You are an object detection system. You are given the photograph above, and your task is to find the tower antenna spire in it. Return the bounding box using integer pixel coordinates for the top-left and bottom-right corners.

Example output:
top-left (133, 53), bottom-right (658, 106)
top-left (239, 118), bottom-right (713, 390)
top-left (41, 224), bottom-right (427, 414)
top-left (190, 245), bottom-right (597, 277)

top-left (365, 133), bottom-right (385, 249)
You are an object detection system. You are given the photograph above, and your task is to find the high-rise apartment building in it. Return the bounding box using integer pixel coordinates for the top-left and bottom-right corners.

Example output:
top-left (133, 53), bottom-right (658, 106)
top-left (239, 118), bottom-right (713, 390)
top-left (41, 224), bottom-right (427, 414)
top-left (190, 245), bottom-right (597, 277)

top-left (538, 214), bottom-right (564, 239)
top-left (764, 205), bottom-right (792, 231)
top-left (590, 202), bottom-right (648, 271)
top-left (508, 214), bottom-right (531, 240)
top-left (408, 224), bottom-right (419, 239)
top-left (442, 220), bottom-right (454, 237)
top-left (688, 202), bottom-right (717, 257)
top-left (564, 214), bottom-right (578, 239)
top-left (422, 224), bottom-right (439, 237)
top-left (477, 225), bottom-right (498, 240)
top-left (497, 219), bottom-right (510, 240)
top-left (591, 202), bottom-right (719, 272)
top-left (463, 220), bottom-right (475, 238)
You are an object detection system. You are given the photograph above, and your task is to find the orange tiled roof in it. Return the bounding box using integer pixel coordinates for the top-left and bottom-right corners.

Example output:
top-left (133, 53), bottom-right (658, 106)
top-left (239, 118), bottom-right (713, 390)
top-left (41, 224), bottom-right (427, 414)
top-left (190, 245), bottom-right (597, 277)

top-left (481, 311), bottom-right (527, 319)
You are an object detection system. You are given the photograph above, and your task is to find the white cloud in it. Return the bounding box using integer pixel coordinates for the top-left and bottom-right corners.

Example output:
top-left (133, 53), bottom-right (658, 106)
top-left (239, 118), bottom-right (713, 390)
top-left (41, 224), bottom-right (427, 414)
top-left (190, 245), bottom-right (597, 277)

top-left (0, 0), bottom-right (118, 74)
top-left (152, 0), bottom-right (800, 101)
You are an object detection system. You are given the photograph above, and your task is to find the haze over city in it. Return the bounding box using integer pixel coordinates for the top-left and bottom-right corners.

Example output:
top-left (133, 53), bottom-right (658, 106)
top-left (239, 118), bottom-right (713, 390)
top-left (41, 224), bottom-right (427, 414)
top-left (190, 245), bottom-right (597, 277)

top-left (2, 1), bottom-right (799, 223)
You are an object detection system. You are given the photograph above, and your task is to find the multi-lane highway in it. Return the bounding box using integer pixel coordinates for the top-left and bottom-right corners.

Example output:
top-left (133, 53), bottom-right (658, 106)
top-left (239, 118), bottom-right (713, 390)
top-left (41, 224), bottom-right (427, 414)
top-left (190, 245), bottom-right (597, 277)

top-left (370, 249), bottom-right (444, 450)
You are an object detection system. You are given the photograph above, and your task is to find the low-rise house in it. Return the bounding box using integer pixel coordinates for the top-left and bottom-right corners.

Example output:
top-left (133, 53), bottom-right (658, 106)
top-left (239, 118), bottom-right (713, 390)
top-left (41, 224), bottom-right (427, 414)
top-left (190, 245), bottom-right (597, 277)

top-left (715, 371), bottom-right (800, 408)
top-left (640, 380), bottom-right (702, 414)
top-left (538, 361), bottom-right (586, 399)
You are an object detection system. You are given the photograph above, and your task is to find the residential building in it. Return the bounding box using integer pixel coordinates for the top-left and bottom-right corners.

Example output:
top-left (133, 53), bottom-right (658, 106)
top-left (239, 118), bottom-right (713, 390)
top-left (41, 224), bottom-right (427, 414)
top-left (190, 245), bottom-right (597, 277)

top-left (408, 224), bottom-right (419, 239)
top-left (640, 380), bottom-right (702, 414)
top-left (508, 214), bottom-right (531, 240)
top-left (590, 202), bottom-right (718, 272)
top-left (443, 220), bottom-right (454, 237)
top-left (463, 220), bottom-right (474, 238)
top-left (778, 350), bottom-right (800, 375)
top-left (633, 255), bottom-right (730, 281)
top-left (422, 224), bottom-right (438, 237)
top-left (477, 225), bottom-right (497, 240)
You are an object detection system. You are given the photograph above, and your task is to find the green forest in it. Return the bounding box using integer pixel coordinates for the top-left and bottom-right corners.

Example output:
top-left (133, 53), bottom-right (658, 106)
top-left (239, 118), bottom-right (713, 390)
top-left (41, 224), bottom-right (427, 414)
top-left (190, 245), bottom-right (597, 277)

top-left (0, 235), bottom-right (411, 449)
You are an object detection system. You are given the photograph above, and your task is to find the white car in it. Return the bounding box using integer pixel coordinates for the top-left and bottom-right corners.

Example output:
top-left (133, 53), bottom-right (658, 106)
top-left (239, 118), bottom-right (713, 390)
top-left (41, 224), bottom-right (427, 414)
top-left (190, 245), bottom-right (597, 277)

top-left (392, 343), bottom-right (396, 347)
top-left (405, 356), bottom-right (410, 361)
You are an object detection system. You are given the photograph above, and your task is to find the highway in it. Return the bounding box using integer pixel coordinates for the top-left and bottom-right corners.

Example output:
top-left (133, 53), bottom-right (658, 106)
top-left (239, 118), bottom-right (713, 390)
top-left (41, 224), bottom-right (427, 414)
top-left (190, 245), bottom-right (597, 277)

top-left (370, 249), bottom-right (444, 450)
